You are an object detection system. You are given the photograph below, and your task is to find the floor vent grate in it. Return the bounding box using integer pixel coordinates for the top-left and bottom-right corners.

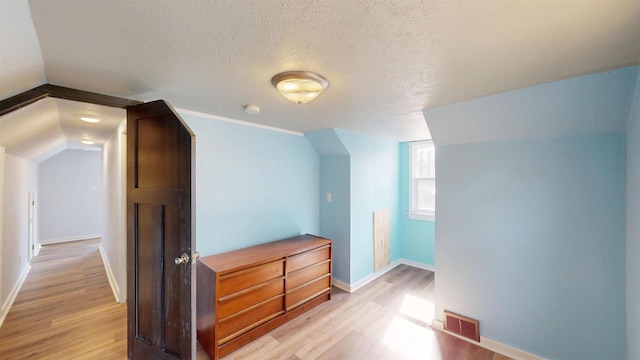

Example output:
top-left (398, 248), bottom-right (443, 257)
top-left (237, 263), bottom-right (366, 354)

top-left (444, 310), bottom-right (480, 342)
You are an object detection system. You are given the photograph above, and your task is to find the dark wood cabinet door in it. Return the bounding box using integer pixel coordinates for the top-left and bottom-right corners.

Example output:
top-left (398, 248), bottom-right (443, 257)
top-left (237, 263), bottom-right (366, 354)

top-left (127, 100), bottom-right (194, 359)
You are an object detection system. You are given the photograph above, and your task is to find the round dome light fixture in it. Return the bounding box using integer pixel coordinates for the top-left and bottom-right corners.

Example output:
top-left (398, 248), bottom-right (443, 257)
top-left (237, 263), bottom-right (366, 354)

top-left (271, 71), bottom-right (328, 104)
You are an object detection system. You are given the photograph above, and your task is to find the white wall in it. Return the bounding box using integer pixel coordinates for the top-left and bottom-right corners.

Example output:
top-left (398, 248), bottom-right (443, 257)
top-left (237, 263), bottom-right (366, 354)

top-left (101, 122), bottom-right (127, 302)
top-left (627, 70), bottom-right (640, 360)
top-left (0, 0), bottom-right (46, 99)
top-left (1, 153), bottom-right (37, 319)
top-left (38, 149), bottom-right (103, 244)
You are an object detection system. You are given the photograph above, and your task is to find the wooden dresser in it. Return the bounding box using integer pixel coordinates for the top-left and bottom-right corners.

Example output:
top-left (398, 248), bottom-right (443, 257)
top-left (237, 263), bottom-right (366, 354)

top-left (196, 234), bottom-right (332, 360)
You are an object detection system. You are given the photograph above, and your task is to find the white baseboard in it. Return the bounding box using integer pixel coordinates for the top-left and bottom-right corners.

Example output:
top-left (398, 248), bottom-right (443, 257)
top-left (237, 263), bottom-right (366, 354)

top-left (98, 244), bottom-right (123, 303)
top-left (332, 258), bottom-right (435, 293)
top-left (0, 264), bottom-right (31, 328)
top-left (34, 243), bottom-right (42, 257)
top-left (401, 259), bottom-right (435, 272)
top-left (39, 233), bottom-right (102, 245)
top-left (331, 278), bottom-right (351, 292)
top-left (431, 320), bottom-right (545, 360)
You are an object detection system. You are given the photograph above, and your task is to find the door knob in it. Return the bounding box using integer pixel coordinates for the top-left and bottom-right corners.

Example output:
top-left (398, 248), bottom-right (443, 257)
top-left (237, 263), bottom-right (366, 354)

top-left (175, 253), bottom-right (190, 265)
top-left (192, 251), bottom-right (200, 264)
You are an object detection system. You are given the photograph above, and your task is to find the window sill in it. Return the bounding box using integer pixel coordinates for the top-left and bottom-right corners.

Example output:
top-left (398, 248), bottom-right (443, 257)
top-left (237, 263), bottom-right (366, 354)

top-left (408, 212), bottom-right (435, 222)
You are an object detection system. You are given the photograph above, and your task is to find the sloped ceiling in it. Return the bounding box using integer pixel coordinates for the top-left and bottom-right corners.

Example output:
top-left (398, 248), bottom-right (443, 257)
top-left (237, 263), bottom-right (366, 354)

top-left (0, 97), bottom-right (125, 162)
top-left (424, 66), bottom-right (640, 146)
top-left (19, 0), bottom-right (639, 143)
top-left (0, 0), bottom-right (45, 99)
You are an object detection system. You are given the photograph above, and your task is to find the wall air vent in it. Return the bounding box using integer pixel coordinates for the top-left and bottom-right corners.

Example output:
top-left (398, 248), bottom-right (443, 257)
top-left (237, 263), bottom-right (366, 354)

top-left (443, 310), bottom-right (480, 342)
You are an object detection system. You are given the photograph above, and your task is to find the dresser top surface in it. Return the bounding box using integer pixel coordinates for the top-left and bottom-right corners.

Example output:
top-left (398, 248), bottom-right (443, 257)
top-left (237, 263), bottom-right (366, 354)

top-left (198, 234), bottom-right (331, 273)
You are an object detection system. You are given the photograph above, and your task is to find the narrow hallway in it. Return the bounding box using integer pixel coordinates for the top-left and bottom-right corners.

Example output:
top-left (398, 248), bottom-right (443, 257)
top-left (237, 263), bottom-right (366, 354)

top-left (0, 239), bottom-right (126, 359)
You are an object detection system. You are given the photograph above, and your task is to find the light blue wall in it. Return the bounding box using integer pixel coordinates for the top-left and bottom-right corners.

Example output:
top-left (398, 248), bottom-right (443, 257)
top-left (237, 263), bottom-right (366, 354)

top-left (426, 67), bottom-right (639, 359)
top-left (436, 134), bottom-right (627, 359)
top-left (335, 129), bottom-right (400, 283)
top-left (305, 130), bottom-right (351, 284)
top-left (181, 113), bottom-right (319, 256)
top-left (306, 129), bottom-right (400, 284)
top-left (627, 71), bottom-right (640, 360)
top-left (398, 142), bottom-right (435, 266)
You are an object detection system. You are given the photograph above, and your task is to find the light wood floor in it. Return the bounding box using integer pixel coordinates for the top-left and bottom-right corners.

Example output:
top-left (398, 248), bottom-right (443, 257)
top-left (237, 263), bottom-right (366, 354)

top-left (0, 239), bottom-right (126, 359)
top-left (1, 240), bottom-right (510, 360)
top-left (213, 265), bottom-right (511, 360)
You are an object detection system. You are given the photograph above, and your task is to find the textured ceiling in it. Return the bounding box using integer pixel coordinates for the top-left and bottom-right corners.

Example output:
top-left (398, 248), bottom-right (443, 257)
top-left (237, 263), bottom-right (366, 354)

top-left (0, 0), bottom-right (45, 99)
top-left (16, 0), bottom-right (640, 141)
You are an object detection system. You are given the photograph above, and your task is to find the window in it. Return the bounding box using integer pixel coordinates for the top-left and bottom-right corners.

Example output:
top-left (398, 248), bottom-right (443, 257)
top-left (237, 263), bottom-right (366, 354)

top-left (409, 140), bottom-right (435, 221)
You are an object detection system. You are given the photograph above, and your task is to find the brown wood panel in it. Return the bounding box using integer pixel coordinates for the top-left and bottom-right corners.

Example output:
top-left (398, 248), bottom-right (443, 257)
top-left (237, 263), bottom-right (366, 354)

top-left (217, 297), bottom-right (284, 343)
top-left (287, 246), bottom-right (331, 273)
top-left (196, 261), bottom-right (218, 360)
top-left (218, 260), bottom-right (284, 297)
top-left (127, 100), bottom-right (194, 359)
top-left (219, 278), bottom-right (284, 319)
top-left (285, 275), bottom-right (331, 310)
top-left (199, 235), bottom-right (331, 273)
top-left (286, 260), bottom-right (331, 290)
top-left (135, 203), bottom-right (164, 344)
top-left (0, 83), bottom-right (141, 117)
top-left (163, 204), bottom-right (182, 355)
top-left (136, 115), bottom-right (180, 189)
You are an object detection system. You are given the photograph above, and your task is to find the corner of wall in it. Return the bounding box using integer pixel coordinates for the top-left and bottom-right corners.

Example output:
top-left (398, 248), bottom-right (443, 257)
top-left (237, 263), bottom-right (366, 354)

top-left (98, 243), bottom-right (122, 303)
top-left (0, 264), bottom-right (30, 328)
top-left (626, 66), bottom-right (640, 360)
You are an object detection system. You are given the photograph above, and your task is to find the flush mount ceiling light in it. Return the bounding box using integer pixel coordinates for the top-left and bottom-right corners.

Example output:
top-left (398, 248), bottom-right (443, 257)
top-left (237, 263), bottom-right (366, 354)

top-left (80, 116), bottom-right (101, 123)
top-left (81, 140), bottom-right (95, 145)
top-left (271, 71), bottom-right (328, 104)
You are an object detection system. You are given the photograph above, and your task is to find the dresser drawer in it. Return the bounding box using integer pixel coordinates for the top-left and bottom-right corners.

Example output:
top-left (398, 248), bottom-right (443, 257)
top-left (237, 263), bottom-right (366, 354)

top-left (286, 275), bottom-right (331, 310)
top-left (287, 260), bottom-right (331, 290)
top-left (287, 246), bottom-right (330, 273)
top-left (219, 260), bottom-right (284, 297)
top-left (197, 235), bottom-right (332, 360)
top-left (219, 278), bottom-right (284, 319)
top-left (217, 296), bottom-right (284, 344)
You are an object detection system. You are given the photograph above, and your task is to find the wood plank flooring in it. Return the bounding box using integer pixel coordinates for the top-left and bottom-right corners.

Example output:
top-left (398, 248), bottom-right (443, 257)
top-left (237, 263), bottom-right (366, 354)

top-left (0, 239), bottom-right (126, 359)
top-left (1, 240), bottom-right (511, 360)
top-left (214, 265), bottom-right (511, 360)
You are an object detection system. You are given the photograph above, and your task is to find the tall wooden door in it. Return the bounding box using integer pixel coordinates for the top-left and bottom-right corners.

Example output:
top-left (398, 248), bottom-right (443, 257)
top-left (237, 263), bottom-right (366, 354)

top-left (127, 100), bottom-right (195, 359)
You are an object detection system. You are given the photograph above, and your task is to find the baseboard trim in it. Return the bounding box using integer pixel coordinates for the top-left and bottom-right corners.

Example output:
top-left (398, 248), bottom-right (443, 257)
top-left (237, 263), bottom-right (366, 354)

top-left (34, 243), bottom-right (42, 257)
top-left (400, 259), bottom-right (435, 272)
top-left (98, 244), bottom-right (122, 303)
top-left (431, 320), bottom-right (545, 360)
top-left (331, 278), bottom-right (350, 292)
top-left (332, 259), bottom-right (435, 293)
top-left (39, 233), bottom-right (102, 245)
top-left (0, 264), bottom-right (31, 328)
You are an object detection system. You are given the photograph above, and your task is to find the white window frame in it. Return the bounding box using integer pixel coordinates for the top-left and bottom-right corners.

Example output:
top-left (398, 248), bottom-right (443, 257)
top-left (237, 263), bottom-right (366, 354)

top-left (408, 140), bottom-right (435, 221)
